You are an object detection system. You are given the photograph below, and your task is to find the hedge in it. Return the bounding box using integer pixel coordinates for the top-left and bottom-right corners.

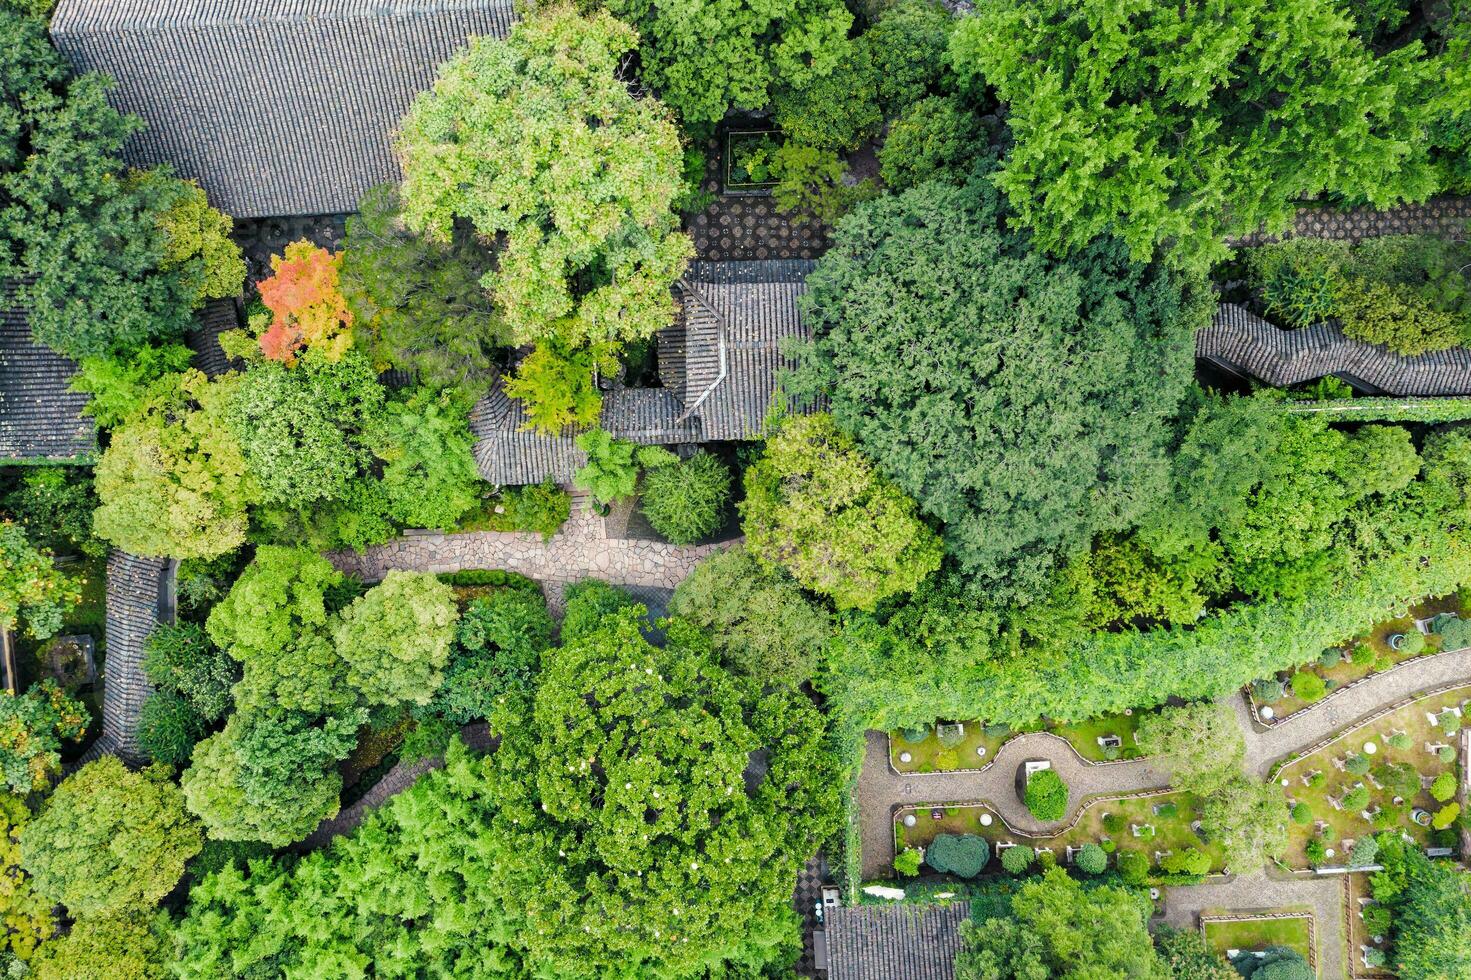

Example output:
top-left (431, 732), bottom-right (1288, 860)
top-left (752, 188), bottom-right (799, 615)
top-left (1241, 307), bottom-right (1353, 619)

top-left (1285, 396), bottom-right (1471, 423)
top-left (435, 569), bottom-right (540, 592)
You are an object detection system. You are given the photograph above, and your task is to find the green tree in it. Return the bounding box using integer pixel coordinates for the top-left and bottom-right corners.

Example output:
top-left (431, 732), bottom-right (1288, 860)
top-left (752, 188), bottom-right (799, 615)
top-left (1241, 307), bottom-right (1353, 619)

top-left (1134, 701), bottom-right (1243, 795)
top-left (139, 171), bottom-right (244, 308)
top-left (877, 95), bottom-right (987, 192)
top-left (502, 341), bottom-right (609, 433)
top-left (1388, 847), bottom-right (1471, 978)
top-left (953, 868), bottom-right (1168, 978)
top-left (0, 681), bottom-right (87, 795)
top-left (20, 757), bottom-right (200, 918)
top-left (422, 588), bottom-right (553, 725)
top-left (0, 795), bottom-right (54, 962)
top-left (605, 0), bottom-right (853, 124)
top-left (0, 12), bottom-right (193, 359)
top-left (573, 429), bottom-right (665, 506)
top-left (1023, 769), bottom-right (1067, 822)
top-left (0, 521), bottom-right (77, 640)
top-left (637, 450), bottom-right (731, 544)
top-left (92, 370), bottom-right (257, 560)
top-left (559, 579), bottom-right (636, 643)
top-left (28, 914), bottom-right (167, 980)
top-left (1200, 776), bottom-right (1289, 875)
top-left (478, 605), bottom-right (841, 976)
top-left (1154, 926), bottom-right (1236, 980)
top-left (950, 0), bottom-right (1464, 270)
top-left (797, 177), bottom-right (1204, 602)
top-left (397, 6), bottom-right (693, 422)
top-left (141, 622), bottom-right (236, 722)
top-left (70, 342), bottom-right (195, 429)
top-left (332, 571), bottom-right (458, 707)
top-left (373, 391), bottom-right (482, 531)
top-left (740, 412), bottom-right (942, 610)
top-left (865, 0), bottom-right (954, 116)
top-left (2, 467), bottom-right (104, 559)
top-left (667, 547), bottom-right (830, 686)
top-left (771, 37), bottom-right (881, 152)
top-left (181, 708), bottom-right (359, 848)
top-left (136, 691), bottom-right (206, 766)
top-left (341, 184), bottom-right (505, 400)
top-left (1074, 841), bottom-right (1107, 875)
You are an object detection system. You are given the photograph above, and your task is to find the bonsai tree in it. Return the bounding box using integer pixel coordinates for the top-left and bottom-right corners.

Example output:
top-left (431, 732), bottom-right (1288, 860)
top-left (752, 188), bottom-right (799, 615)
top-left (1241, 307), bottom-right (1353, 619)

top-left (1431, 772), bottom-right (1458, 802)
top-left (1024, 769), bottom-right (1068, 822)
top-left (925, 834), bottom-right (989, 878)
top-left (1074, 842), bottom-right (1107, 875)
top-left (1000, 845), bottom-right (1034, 875)
top-left (893, 846), bottom-right (922, 876)
top-left (1290, 670), bottom-right (1327, 702)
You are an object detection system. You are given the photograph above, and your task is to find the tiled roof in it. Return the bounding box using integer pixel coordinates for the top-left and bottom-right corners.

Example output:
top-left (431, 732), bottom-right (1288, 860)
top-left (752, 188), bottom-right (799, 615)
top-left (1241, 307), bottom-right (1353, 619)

top-left (0, 282), bottom-right (94, 461)
top-left (98, 553), bottom-right (174, 764)
top-left (472, 260), bottom-right (816, 486)
top-left (824, 903), bottom-right (970, 980)
top-left (50, 0), bottom-right (516, 219)
top-left (186, 298), bottom-right (243, 377)
top-left (1198, 303), bottom-right (1471, 396)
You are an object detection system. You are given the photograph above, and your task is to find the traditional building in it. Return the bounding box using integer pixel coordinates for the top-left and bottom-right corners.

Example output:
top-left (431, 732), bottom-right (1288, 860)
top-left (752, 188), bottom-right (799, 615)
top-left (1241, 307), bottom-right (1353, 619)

top-left (1197, 303), bottom-right (1471, 396)
top-left (821, 903), bottom-right (970, 980)
top-left (50, 0), bottom-right (517, 219)
top-left (472, 259), bottom-right (821, 486)
top-left (0, 283), bottom-right (94, 463)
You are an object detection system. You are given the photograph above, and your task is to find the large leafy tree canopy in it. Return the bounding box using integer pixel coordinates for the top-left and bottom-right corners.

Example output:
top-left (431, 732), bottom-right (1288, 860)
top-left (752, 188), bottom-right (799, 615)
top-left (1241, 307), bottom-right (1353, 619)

top-left (482, 606), bottom-right (841, 976)
top-left (949, 0), bottom-right (1468, 271)
top-left (397, 5), bottom-right (692, 424)
top-left (606, 0), bottom-right (854, 124)
top-left (0, 521), bottom-right (77, 640)
top-left (797, 175), bottom-right (1207, 604)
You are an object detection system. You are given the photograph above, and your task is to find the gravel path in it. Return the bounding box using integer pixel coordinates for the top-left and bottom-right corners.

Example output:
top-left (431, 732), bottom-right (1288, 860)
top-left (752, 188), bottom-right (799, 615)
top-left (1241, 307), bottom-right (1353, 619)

top-left (1158, 871), bottom-right (1345, 980)
top-left (327, 509), bottom-right (732, 611)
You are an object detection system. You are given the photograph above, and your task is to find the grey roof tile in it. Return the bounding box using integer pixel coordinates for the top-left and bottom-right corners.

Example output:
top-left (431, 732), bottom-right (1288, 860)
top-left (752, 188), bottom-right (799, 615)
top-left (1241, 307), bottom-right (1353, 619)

top-left (824, 903), bottom-right (970, 980)
top-left (1199, 303), bottom-right (1471, 396)
top-left (0, 282), bottom-right (95, 461)
top-left (50, 0), bottom-right (517, 218)
top-left (100, 553), bottom-right (173, 764)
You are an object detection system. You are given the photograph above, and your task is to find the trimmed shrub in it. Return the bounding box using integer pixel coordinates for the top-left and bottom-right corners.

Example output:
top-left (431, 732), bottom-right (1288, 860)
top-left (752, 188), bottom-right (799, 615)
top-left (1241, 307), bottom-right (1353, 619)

top-left (1160, 847), bottom-right (1210, 877)
top-left (1074, 842), bottom-right (1107, 875)
top-left (1116, 850), bottom-right (1149, 885)
top-left (1342, 786), bottom-right (1371, 811)
top-left (893, 847), bottom-right (922, 876)
top-left (1290, 670), bottom-right (1326, 702)
top-left (436, 568), bottom-right (540, 592)
top-left (925, 834), bottom-right (989, 878)
top-left (900, 726), bottom-right (930, 745)
top-left (638, 451), bottom-right (732, 545)
top-left (1362, 903), bottom-right (1391, 936)
top-left (1102, 813), bottom-right (1125, 834)
top-left (983, 722), bottom-right (1011, 738)
top-left (1432, 802), bottom-right (1461, 830)
top-left (936, 724), bottom-right (965, 748)
top-left (1290, 803), bottom-right (1313, 825)
top-left (1305, 838), bottom-right (1327, 865)
top-left (1252, 678), bottom-right (1285, 702)
top-left (137, 691), bottom-right (207, 766)
top-left (1351, 642), bottom-right (1376, 666)
top-left (1387, 732), bottom-right (1413, 750)
top-left (1318, 647), bottom-right (1342, 668)
top-left (1430, 772), bottom-right (1458, 802)
top-left (1023, 769), bottom-right (1068, 822)
top-left (1437, 616), bottom-right (1471, 651)
top-left (1349, 836), bottom-right (1379, 868)
top-left (1345, 753), bottom-right (1372, 776)
top-left (999, 845), bottom-right (1033, 874)
top-left (1439, 746), bottom-right (1457, 764)
top-left (1399, 630), bottom-right (1427, 655)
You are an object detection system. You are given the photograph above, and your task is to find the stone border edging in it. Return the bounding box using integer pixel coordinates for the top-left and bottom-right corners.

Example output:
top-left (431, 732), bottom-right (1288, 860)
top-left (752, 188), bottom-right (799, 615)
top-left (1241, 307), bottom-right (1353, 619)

top-left (1266, 679), bottom-right (1471, 782)
top-left (885, 729), bottom-right (1147, 779)
top-left (1245, 643), bottom-right (1470, 732)
top-left (1199, 911), bottom-right (1317, 975)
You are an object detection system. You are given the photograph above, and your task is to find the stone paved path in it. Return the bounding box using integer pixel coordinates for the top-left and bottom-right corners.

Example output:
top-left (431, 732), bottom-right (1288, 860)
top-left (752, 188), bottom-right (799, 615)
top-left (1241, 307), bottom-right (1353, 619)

top-left (1158, 871), bottom-right (1346, 980)
top-left (327, 508), bottom-right (732, 613)
top-left (858, 647), bottom-right (1471, 878)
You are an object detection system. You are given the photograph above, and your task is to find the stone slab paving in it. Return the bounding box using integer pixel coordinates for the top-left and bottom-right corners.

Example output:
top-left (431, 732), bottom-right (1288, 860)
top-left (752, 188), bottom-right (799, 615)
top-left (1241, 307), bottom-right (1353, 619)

top-left (686, 138), bottom-right (831, 262)
top-left (1158, 871), bottom-right (1345, 980)
top-left (1232, 194), bottom-right (1471, 247)
top-left (327, 508), bottom-right (733, 613)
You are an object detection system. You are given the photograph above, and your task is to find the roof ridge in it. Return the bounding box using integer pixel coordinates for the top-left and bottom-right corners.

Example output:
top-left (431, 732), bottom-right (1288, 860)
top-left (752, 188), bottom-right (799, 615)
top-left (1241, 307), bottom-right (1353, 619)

top-left (53, 0), bottom-right (508, 34)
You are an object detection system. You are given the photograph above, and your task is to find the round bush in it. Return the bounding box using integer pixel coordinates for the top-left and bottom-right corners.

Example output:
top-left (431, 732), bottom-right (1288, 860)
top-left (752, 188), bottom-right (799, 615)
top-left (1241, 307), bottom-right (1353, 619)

top-left (925, 833), bottom-right (989, 878)
top-left (1290, 803), bottom-right (1313, 826)
top-left (1023, 769), bottom-right (1068, 822)
top-left (1438, 616), bottom-right (1471, 651)
top-left (1116, 850), bottom-right (1149, 885)
top-left (1290, 670), bottom-right (1326, 702)
top-left (1387, 732), bottom-right (1413, 750)
top-left (136, 691), bottom-right (207, 766)
top-left (1318, 647), bottom-right (1342, 668)
top-left (1247, 947), bottom-right (1313, 980)
top-left (1252, 678), bottom-right (1284, 702)
top-left (637, 451), bottom-right (731, 545)
top-left (1399, 630), bottom-right (1427, 655)
top-left (900, 725), bottom-right (930, 745)
top-left (1341, 786), bottom-right (1370, 811)
top-left (893, 847), bottom-right (922, 876)
top-left (1440, 745), bottom-right (1457, 764)
top-left (1074, 842), bottom-right (1107, 875)
top-left (1345, 753), bottom-right (1371, 776)
top-left (1431, 772), bottom-right (1458, 802)
top-left (1000, 845), bottom-right (1033, 874)
top-left (1350, 643), bottom-right (1375, 666)
top-left (1102, 813), bottom-right (1125, 834)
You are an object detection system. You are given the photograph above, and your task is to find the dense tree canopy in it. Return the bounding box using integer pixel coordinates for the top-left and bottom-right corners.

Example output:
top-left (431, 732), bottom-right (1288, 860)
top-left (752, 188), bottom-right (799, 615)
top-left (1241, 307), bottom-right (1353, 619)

top-left (0, 521), bottom-right (77, 640)
top-left (1134, 700), bottom-right (1243, 795)
top-left (741, 413), bottom-right (943, 610)
top-left (20, 757), bottom-right (200, 919)
top-left (397, 6), bottom-right (692, 427)
top-left (331, 570), bottom-right (457, 707)
top-left (798, 176), bottom-right (1206, 603)
top-left (950, 0), bottom-right (1467, 269)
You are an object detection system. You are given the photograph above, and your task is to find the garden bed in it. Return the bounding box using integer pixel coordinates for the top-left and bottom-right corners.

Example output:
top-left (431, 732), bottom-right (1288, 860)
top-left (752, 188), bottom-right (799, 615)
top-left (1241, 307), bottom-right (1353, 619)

top-left (721, 129), bottom-right (782, 195)
top-left (1201, 912), bottom-right (1314, 968)
top-left (1275, 685), bottom-right (1470, 869)
top-left (1249, 595), bottom-right (1462, 723)
top-left (888, 710), bottom-right (1145, 774)
top-left (894, 791), bottom-right (1224, 880)
top-left (1347, 873), bottom-right (1393, 978)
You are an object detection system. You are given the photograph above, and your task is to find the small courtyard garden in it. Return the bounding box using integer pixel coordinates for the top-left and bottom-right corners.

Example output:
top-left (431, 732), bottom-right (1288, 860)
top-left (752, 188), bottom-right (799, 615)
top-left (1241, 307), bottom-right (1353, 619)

top-left (1201, 912), bottom-right (1314, 970)
top-left (1274, 685), bottom-right (1469, 868)
top-left (1249, 596), bottom-right (1463, 723)
top-left (894, 790), bottom-right (1225, 882)
top-left (889, 710), bottom-right (1146, 773)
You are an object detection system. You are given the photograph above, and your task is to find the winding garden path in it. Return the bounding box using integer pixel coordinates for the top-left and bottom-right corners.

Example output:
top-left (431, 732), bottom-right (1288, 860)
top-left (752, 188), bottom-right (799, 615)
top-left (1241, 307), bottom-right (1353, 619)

top-left (857, 647), bottom-right (1471, 878)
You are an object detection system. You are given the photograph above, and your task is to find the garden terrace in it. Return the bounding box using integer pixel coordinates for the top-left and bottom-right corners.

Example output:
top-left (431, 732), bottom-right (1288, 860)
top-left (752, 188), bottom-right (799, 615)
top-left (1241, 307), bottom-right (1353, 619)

top-left (1198, 303), bottom-right (1471, 396)
top-left (889, 712), bottom-right (1145, 774)
top-left (50, 0), bottom-right (517, 218)
top-left (895, 791), bottom-right (1225, 879)
top-left (1200, 912), bottom-right (1315, 969)
top-left (471, 259), bottom-right (819, 486)
top-left (0, 283), bottom-right (94, 462)
top-left (1273, 684), bottom-right (1471, 869)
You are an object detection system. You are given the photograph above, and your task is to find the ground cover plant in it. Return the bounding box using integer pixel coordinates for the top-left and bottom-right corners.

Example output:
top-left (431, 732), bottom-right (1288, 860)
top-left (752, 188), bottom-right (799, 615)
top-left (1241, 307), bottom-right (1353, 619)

top-left (1200, 914), bottom-right (1314, 967)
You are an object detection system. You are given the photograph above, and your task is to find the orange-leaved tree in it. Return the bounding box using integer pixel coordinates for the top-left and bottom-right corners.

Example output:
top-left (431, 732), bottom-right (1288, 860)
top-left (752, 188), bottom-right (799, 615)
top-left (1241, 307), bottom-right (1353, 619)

top-left (256, 240), bottom-right (353, 364)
